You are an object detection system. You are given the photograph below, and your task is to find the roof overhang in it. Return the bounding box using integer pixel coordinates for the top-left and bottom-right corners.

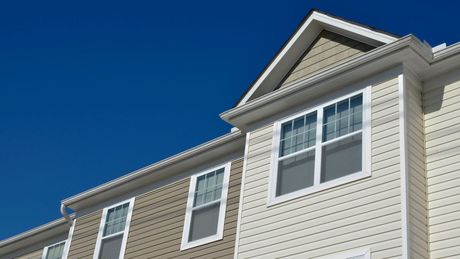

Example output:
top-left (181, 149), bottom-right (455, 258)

top-left (62, 130), bottom-right (245, 211)
top-left (221, 35), bottom-right (453, 129)
top-left (235, 10), bottom-right (399, 106)
top-left (0, 218), bottom-right (69, 256)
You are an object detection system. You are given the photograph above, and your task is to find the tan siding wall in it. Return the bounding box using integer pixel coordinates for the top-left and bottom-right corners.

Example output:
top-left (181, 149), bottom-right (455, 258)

top-left (406, 78), bottom-right (429, 258)
top-left (279, 31), bottom-right (374, 88)
top-left (237, 77), bottom-right (402, 258)
top-left (124, 158), bottom-right (243, 259)
top-left (15, 250), bottom-right (42, 259)
top-left (424, 74), bottom-right (460, 259)
top-left (67, 210), bottom-right (102, 259)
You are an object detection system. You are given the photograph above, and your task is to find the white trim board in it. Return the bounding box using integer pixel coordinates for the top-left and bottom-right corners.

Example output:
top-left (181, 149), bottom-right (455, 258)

top-left (236, 10), bottom-right (397, 106)
top-left (93, 197), bottom-right (135, 259)
top-left (398, 73), bottom-right (410, 259)
top-left (233, 132), bottom-right (251, 259)
top-left (180, 162), bottom-right (232, 250)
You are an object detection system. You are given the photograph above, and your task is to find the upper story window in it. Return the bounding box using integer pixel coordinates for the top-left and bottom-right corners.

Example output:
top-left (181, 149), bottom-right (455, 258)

top-left (94, 198), bottom-right (135, 259)
top-left (43, 241), bottom-right (66, 259)
top-left (270, 87), bottom-right (371, 204)
top-left (181, 163), bottom-right (231, 250)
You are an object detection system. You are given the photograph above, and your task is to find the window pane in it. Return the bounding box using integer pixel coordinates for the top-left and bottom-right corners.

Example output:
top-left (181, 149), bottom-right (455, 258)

top-left (99, 234), bottom-right (123, 259)
top-left (45, 242), bottom-right (65, 259)
top-left (280, 112), bottom-right (317, 157)
top-left (337, 99), bottom-right (349, 137)
top-left (193, 168), bottom-right (225, 207)
top-left (323, 94), bottom-right (363, 142)
top-left (103, 203), bottom-right (129, 236)
top-left (351, 94), bottom-right (363, 131)
top-left (189, 203), bottom-right (220, 241)
top-left (277, 150), bottom-right (315, 196)
top-left (323, 105), bottom-right (336, 142)
top-left (321, 134), bottom-right (362, 183)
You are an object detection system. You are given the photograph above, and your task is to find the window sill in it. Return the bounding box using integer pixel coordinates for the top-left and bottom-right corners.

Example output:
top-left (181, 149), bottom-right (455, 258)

top-left (180, 234), bottom-right (223, 251)
top-left (267, 171), bottom-right (371, 207)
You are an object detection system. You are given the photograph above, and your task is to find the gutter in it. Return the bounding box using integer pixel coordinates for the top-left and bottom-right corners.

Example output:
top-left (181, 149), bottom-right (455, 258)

top-left (60, 204), bottom-right (73, 226)
top-left (61, 130), bottom-right (243, 208)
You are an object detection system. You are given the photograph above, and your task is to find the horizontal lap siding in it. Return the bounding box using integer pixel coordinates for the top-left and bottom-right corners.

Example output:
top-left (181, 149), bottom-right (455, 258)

top-left (15, 249), bottom-right (42, 259)
top-left (67, 210), bottom-right (102, 258)
top-left (280, 30), bottom-right (373, 88)
top-left (424, 75), bottom-right (460, 259)
top-left (406, 79), bottom-right (429, 258)
top-left (238, 77), bottom-right (402, 258)
top-left (124, 158), bottom-right (243, 259)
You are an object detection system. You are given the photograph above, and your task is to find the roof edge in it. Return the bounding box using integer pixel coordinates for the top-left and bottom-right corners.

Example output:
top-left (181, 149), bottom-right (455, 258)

top-left (61, 130), bottom-right (243, 207)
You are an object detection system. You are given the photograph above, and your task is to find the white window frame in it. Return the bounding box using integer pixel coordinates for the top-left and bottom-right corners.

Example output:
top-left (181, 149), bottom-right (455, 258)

top-left (93, 197), bottom-right (135, 259)
top-left (317, 247), bottom-right (371, 259)
top-left (268, 86), bottom-right (372, 205)
top-left (180, 162), bottom-right (232, 250)
top-left (42, 240), bottom-right (67, 259)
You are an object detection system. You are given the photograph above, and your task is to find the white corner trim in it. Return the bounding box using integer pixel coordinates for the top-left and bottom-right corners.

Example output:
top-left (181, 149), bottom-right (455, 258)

top-left (42, 240), bottom-right (67, 259)
top-left (398, 73), bottom-right (410, 259)
top-left (233, 132), bottom-right (250, 259)
top-left (180, 162), bottom-right (232, 251)
top-left (236, 10), bottom-right (397, 106)
top-left (267, 86), bottom-right (372, 206)
top-left (93, 197), bottom-right (136, 259)
top-left (62, 219), bottom-right (76, 259)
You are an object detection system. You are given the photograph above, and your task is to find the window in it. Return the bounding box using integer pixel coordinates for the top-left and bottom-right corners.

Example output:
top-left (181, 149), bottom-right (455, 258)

top-left (42, 241), bottom-right (66, 259)
top-left (94, 198), bottom-right (135, 259)
top-left (181, 163), bottom-right (231, 250)
top-left (270, 88), bottom-right (370, 204)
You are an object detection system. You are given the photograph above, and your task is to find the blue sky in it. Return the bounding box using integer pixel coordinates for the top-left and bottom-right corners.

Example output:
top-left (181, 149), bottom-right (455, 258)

top-left (0, 0), bottom-right (458, 239)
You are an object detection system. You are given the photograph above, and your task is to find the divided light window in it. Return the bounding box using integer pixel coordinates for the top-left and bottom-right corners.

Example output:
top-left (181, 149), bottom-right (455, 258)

top-left (42, 241), bottom-right (66, 259)
top-left (181, 163), bottom-right (231, 250)
top-left (272, 89), bottom-right (370, 202)
top-left (94, 198), bottom-right (135, 259)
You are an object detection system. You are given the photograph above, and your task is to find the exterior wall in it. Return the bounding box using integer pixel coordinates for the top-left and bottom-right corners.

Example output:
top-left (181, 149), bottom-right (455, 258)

top-left (15, 250), bottom-right (42, 259)
top-left (67, 210), bottom-right (102, 258)
top-left (279, 30), bottom-right (374, 88)
top-left (424, 70), bottom-right (460, 259)
top-left (65, 158), bottom-right (243, 259)
top-left (124, 158), bottom-right (242, 259)
top-left (236, 76), bottom-right (403, 258)
top-left (406, 77), bottom-right (429, 258)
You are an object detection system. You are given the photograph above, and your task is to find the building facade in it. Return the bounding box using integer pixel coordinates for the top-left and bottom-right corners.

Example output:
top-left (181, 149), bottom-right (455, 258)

top-left (1, 9), bottom-right (460, 259)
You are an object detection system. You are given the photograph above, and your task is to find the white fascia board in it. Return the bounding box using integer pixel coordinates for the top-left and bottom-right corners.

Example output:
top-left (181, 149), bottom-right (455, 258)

top-left (236, 10), bottom-right (398, 107)
top-left (61, 130), bottom-right (243, 210)
top-left (313, 12), bottom-right (397, 45)
top-left (0, 217), bottom-right (71, 256)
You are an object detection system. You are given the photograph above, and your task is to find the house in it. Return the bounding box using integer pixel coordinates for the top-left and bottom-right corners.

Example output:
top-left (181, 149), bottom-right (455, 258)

top-left (1, 9), bottom-right (460, 259)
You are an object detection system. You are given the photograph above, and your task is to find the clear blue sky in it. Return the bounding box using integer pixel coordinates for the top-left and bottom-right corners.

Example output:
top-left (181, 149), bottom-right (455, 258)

top-left (0, 0), bottom-right (458, 239)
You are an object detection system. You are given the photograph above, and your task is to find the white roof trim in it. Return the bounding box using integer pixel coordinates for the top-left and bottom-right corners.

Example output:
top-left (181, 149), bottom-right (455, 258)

top-left (236, 10), bottom-right (398, 106)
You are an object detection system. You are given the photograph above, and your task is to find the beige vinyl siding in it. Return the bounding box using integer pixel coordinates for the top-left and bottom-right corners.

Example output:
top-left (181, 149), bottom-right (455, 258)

top-left (237, 77), bottom-right (402, 258)
top-left (279, 30), bottom-right (374, 88)
top-left (424, 74), bottom-right (460, 259)
top-left (67, 210), bottom-right (102, 259)
top-left (406, 78), bottom-right (429, 258)
top-left (15, 249), bottom-right (42, 259)
top-left (124, 158), bottom-right (243, 259)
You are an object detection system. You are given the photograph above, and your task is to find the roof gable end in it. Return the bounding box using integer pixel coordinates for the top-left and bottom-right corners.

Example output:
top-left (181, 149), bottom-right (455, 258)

top-left (235, 10), bottom-right (398, 106)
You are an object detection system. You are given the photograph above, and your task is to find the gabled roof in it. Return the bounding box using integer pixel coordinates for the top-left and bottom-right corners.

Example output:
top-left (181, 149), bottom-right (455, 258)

top-left (235, 9), bottom-right (399, 107)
